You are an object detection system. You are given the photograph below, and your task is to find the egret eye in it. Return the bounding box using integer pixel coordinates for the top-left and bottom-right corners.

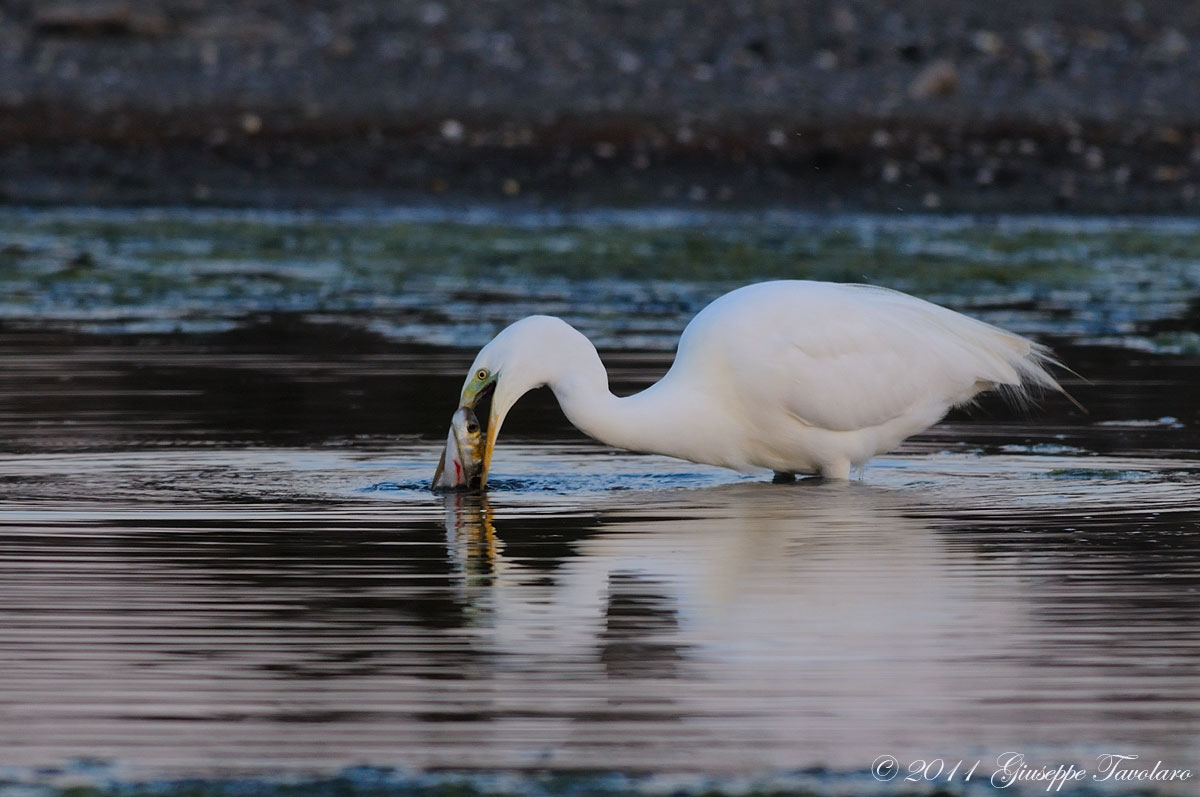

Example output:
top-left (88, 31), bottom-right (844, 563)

top-left (476, 368), bottom-right (489, 381)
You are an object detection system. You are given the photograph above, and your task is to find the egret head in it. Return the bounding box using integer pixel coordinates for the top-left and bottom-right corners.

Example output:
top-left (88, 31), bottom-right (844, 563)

top-left (457, 316), bottom-right (582, 488)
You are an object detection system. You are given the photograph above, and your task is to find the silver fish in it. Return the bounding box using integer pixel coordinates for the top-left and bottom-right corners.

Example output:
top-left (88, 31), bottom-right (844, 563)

top-left (432, 406), bottom-right (485, 491)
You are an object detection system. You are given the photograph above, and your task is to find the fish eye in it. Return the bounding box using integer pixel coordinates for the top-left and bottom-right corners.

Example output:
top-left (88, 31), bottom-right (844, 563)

top-left (466, 421), bottom-right (479, 434)
top-left (476, 368), bottom-right (489, 381)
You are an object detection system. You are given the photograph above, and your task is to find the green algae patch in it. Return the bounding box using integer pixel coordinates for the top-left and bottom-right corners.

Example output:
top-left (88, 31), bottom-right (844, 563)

top-left (1, 208), bottom-right (1196, 349)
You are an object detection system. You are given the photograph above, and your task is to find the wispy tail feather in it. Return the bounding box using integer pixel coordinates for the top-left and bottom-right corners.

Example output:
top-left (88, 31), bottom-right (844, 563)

top-left (991, 337), bottom-right (1085, 413)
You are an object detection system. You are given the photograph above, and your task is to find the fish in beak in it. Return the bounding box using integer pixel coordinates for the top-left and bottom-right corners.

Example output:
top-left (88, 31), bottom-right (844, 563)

top-left (465, 378), bottom-right (500, 490)
top-left (439, 362), bottom-right (506, 490)
top-left (431, 406), bottom-right (486, 491)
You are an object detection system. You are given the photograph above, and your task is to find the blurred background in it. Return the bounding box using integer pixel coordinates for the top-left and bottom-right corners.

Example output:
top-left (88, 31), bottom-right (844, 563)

top-left (3, 0), bottom-right (1200, 211)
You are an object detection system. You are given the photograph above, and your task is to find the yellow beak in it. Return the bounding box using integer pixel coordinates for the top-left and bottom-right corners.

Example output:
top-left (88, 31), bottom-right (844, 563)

top-left (478, 403), bottom-right (500, 490)
top-left (459, 376), bottom-right (500, 491)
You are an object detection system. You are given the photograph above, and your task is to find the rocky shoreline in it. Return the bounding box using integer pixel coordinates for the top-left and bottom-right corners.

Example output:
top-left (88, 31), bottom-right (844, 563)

top-left (4, 0), bottom-right (1200, 211)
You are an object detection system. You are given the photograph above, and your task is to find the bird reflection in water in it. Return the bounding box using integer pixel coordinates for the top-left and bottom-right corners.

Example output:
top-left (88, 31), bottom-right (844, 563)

top-left (439, 489), bottom-right (689, 685)
top-left (429, 476), bottom-right (1200, 762)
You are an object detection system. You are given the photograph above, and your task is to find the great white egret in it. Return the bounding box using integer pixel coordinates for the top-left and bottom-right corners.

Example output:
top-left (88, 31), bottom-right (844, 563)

top-left (434, 280), bottom-right (1070, 488)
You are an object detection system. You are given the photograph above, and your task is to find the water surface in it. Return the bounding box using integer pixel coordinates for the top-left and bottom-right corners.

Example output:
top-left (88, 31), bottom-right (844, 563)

top-left (0, 208), bottom-right (1198, 794)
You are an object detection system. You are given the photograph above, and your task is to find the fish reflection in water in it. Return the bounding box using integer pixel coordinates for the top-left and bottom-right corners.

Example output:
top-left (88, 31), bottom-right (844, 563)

top-left (443, 491), bottom-right (498, 587)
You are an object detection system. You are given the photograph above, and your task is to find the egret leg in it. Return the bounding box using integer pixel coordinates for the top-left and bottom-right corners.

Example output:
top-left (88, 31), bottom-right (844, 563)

top-left (819, 460), bottom-right (852, 480)
top-left (772, 471), bottom-right (796, 484)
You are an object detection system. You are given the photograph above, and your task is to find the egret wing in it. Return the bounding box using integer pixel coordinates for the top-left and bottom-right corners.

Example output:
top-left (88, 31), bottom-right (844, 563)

top-left (711, 283), bottom-right (1047, 433)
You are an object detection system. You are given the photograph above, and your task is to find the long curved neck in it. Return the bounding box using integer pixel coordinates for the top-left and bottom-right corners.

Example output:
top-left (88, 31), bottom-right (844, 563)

top-left (545, 347), bottom-right (717, 465)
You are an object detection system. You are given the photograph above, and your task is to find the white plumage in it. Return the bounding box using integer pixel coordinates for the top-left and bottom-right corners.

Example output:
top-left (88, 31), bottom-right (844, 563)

top-left (454, 280), bottom-right (1067, 485)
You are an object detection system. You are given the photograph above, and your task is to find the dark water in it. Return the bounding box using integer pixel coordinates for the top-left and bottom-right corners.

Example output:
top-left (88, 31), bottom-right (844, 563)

top-left (1, 209), bottom-right (1199, 794)
top-left (1, 328), bottom-right (1198, 794)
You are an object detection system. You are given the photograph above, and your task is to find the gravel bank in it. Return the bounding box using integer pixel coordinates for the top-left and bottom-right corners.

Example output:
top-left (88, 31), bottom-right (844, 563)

top-left (3, 0), bottom-right (1200, 210)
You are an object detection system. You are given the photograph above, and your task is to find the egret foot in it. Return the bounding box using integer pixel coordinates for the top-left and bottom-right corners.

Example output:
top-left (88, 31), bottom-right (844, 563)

top-left (772, 471), bottom-right (796, 484)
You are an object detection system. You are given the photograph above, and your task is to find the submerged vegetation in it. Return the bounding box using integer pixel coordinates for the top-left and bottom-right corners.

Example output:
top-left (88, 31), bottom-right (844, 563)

top-left (0, 208), bottom-right (1197, 349)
